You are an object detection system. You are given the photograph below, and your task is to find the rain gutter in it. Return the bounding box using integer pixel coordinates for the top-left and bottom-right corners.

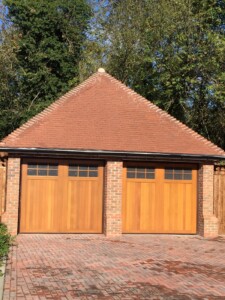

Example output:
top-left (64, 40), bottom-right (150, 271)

top-left (0, 147), bottom-right (224, 162)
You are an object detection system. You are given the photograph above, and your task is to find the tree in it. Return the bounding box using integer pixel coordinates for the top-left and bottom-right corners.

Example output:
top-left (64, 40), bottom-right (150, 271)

top-left (1, 0), bottom-right (91, 136)
top-left (0, 2), bottom-right (21, 138)
top-left (143, 0), bottom-right (225, 147)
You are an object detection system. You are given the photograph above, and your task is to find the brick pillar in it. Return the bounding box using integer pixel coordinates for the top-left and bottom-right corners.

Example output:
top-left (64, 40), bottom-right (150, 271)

top-left (198, 164), bottom-right (218, 238)
top-left (2, 158), bottom-right (20, 235)
top-left (104, 161), bottom-right (123, 237)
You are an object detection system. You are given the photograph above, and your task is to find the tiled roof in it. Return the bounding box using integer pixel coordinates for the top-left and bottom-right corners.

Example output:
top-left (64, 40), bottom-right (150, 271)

top-left (0, 70), bottom-right (224, 156)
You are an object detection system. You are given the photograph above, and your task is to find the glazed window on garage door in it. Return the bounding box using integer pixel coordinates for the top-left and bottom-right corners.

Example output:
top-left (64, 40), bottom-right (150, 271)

top-left (68, 164), bottom-right (98, 177)
top-left (127, 167), bottom-right (155, 179)
top-left (27, 163), bottom-right (58, 176)
top-left (164, 168), bottom-right (192, 180)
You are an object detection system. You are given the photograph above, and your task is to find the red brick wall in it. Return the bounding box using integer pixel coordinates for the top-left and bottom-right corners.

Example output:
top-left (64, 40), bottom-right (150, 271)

top-left (198, 164), bottom-right (218, 237)
top-left (103, 161), bottom-right (123, 237)
top-left (1, 158), bottom-right (20, 235)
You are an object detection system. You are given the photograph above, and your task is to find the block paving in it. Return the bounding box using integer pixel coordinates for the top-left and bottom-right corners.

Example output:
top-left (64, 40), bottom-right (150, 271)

top-left (3, 234), bottom-right (225, 299)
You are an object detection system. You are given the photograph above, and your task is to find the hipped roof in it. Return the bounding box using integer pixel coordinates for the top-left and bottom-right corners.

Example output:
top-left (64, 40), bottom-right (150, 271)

top-left (0, 70), bottom-right (224, 157)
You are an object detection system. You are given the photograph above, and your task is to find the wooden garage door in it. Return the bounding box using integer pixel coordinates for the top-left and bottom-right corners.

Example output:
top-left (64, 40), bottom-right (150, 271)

top-left (20, 159), bottom-right (103, 233)
top-left (123, 163), bottom-right (197, 234)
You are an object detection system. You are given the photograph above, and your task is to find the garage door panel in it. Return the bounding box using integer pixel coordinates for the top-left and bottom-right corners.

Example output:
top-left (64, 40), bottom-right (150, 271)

top-left (140, 183), bottom-right (152, 231)
top-left (161, 180), bottom-right (196, 233)
top-left (163, 182), bottom-right (181, 232)
top-left (20, 160), bottom-right (103, 233)
top-left (166, 182), bottom-right (196, 233)
top-left (123, 164), bottom-right (197, 234)
top-left (123, 181), bottom-right (156, 232)
top-left (184, 183), bottom-right (196, 232)
top-left (20, 179), bottom-right (59, 232)
top-left (60, 180), bottom-right (78, 231)
top-left (163, 183), bottom-right (171, 231)
top-left (142, 182), bottom-right (157, 231)
top-left (123, 182), bottom-right (137, 232)
top-left (63, 179), bottom-right (102, 232)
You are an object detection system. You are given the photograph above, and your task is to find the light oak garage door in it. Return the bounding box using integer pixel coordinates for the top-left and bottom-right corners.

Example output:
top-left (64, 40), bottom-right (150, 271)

top-left (123, 163), bottom-right (197, 234)
top-left (20, 159), bottom-right (103, 233)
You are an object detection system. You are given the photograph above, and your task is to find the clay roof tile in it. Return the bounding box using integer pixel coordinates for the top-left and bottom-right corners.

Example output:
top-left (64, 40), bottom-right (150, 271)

top-left (1, 70), bottom-right (224, 157)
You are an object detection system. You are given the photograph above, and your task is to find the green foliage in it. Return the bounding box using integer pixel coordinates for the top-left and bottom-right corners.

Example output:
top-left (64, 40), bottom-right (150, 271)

top-left (0, 3), bottom-right (21, 138)
top-left (0, 223), bottom-right (11, 276)
top-left (0, 223), bottom-right (11, 259)
top-left (0, 0), bottom-right (91, 139)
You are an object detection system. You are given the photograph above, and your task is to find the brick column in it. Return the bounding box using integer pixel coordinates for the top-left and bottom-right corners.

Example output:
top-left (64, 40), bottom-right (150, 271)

top-left (2, 158), bottom-right (21, 235)
top-left (104, 161), bottom-right (123, 237)
top-left (198, 164), bottom-right (218, 238)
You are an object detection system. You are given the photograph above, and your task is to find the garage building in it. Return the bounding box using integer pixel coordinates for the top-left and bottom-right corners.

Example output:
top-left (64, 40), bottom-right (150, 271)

top-left (0, 69), bottom-right (224, 237)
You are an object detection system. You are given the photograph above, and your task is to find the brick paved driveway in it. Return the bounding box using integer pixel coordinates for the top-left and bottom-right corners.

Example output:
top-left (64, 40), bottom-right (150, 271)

top-left (3, 234), bottom-right (225, 299)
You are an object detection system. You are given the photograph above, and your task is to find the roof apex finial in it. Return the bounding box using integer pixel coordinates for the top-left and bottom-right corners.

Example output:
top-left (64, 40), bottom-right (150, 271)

top-left (98, 68), bottom-right (105, 73)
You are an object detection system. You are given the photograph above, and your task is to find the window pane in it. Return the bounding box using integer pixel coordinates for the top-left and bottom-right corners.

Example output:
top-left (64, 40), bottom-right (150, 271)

top-left (174, 169), bottom-right (182, 175)
top-left (38, 164), bottom-right (47, 169)
top-left (184, 174), bottom-right (192, 180)
top-left (28, 164), bottom-right (37, 168)
top-left (146, 173), bottom-right (155, 179)
top-left (165, 174), bottom-right (173, 179)
top-left (50, 164), bottom-right (58, 170)
top-left (38, 170), bottom-right (47, 176)
top-left (69, 171), bottom-right (78, 177)
top-left (79, 171), bottom-right (88, 177)
top-left (79, 166), bottom-right (88, 171)
top-left (165, 168), bottom-right (173, 173)
top-left (146, 168), bottom-right (154, 173)
top-left (89, 166), bottom-right (98, 171)
top-left (174, 174), bottom-right (182, 180)
top-left (127, 172), bottom-right (135, 178)
top-left (137, 173), bottom-right (145, 178)
top-left (184, 169), bottom-right (192, 174)
top-left (165, 171), bottom-right (173, 177)
top-left (137, 168), bottom-right (145, 173)
top-left (89, 171), bottom-right (98, 177)
top-left (69, 165), bottom-right (78, 170)
top-left (27, 169), bottom-right (37, 176)
top-left (127, 167), bottom-right (135, 172)
top-left (49, 170), bottom-right (58, 176)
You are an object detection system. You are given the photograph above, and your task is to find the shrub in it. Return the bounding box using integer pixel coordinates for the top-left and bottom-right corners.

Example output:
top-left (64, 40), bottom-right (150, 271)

top-left (0, 223), bottom-right (11, 276)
